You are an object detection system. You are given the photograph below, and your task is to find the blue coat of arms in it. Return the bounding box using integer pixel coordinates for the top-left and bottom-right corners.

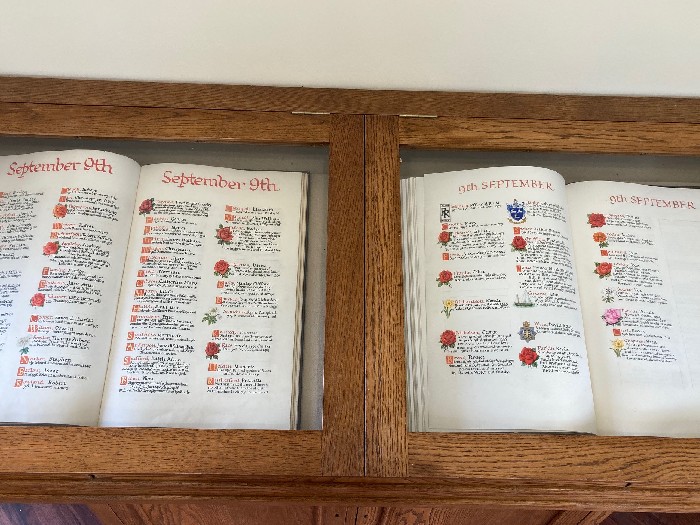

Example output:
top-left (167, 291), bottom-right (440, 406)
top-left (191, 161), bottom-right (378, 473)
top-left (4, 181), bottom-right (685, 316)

top-left (518, 321), bottom-right (537, 342)
top-left (507, 199), bottom-right (526, 223)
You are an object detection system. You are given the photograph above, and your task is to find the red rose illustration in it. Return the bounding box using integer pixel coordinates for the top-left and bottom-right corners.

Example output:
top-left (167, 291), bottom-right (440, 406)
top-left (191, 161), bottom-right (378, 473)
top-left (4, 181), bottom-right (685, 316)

top-left (30, 293), bottom-right (45, 307)
top-left (139, 198), bottom-right (154, 215)
top-left (437, 231), bottom-right (451, 247)
top-left (511, 235), bottom-right (527, 250)
top-left (440, 329), bottom-right (456, 349)
top-left (588, 213), bottom-right (606, 228)
top-left (213, 259), bottom-right (230, 277)
top-left (42, 241), bottom-right (60, 255)
top-left (437, 270), bottom-right (453, 287)
top-left (53, 204), bottom-right (67, 218)
top-left (519, 347), bottom-right (539, 367)
top-left (594, 262), bottom-right (613, 277)
top-left (205, 341), bottom-right (220, 359)
top-left (216, 225), bottom-right (233, 245)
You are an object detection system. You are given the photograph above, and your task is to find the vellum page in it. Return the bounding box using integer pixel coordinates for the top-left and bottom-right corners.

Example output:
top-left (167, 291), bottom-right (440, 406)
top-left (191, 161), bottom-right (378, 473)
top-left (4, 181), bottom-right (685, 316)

top-left (99, 164), bottom-right (305, 429)
top-left (567, 181), bottom-right (700, 437)
top-left (424, 167), bottom-right (595, 432)
top-left (0, 150), bottom-right (140, 425)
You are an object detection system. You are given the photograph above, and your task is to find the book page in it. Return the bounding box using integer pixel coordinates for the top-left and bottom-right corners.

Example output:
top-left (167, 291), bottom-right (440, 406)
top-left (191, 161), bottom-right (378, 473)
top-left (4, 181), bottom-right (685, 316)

top-left (422, 167), bottom-right (595, 432)
top-left (0, 150), bottom-right (141, 425)
top-left (99, 164), bottom-right (306, 429)
top-left (567, 181), bottom-right (700, 436)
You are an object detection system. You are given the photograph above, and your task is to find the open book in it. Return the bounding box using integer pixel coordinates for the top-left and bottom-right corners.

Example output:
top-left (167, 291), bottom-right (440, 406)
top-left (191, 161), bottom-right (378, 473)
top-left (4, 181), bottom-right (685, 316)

top-left (403, 166), bottom-right (700, 437)
top-left (0, 150), bottom-right (307, 429)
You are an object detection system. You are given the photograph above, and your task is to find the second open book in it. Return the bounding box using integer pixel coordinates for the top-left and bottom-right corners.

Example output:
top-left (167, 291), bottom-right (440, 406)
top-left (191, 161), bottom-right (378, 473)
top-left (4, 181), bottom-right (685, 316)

top-left (403, 166), bottom-right (700, 437)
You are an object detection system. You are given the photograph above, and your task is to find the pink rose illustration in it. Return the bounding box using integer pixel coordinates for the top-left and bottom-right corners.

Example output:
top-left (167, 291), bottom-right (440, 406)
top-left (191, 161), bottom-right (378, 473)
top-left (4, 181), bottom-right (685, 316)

top-left (602, 308), bottom-right (623, 326)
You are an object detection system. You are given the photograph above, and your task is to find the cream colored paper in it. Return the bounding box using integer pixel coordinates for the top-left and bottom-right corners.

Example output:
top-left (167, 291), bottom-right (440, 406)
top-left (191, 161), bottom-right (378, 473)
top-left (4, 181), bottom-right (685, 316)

top-left (567, 181), bottom-right (700, 437)
top-left (99, 164), bottom-right (305, 429)
top-left (416, 167), bottom-right (596, 432)
top-left (0, 150), bottom-right (140, 425)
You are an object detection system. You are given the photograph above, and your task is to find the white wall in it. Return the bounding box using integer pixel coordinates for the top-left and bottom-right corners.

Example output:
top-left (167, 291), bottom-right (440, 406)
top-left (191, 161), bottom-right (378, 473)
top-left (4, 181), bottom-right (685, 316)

top-left (1, 0), bottom-right (699, 96)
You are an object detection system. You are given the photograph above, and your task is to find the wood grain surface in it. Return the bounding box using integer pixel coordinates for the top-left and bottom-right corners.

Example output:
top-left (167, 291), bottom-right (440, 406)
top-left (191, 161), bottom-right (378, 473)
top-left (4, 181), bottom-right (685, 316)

top-left (0, 102), bottom-right (328, 145)
top-left (104, 503), bottom-right (318, 525)
top-left (365, 116), bottom-right (407, 477)
top-left (0, 92), bottom-right (339, 490)
top-left (356, 506), bottom-right (560, 525)
top-left (603, 513), bottom-right (700, 525)
top-left (5, 476), bottom-right (700, 510)
top-left (408, 433), bottom-right (700, 484)
top-left (322, 115), bottom-right (366, 476)
top-left (551, 511), bottom-right (613, 525)
top-left (3, 77), bottom-right (700, 123)
top-left (400, 116), bottom-right (700, 155)
top-left (87, 504), bottom-right (125, 525)
top-left (4, 77), bottom-right (700, 511)
top-left (0, 427), bottom-right (320, 476)
top-left (0, 504), bottom-right (690, 525)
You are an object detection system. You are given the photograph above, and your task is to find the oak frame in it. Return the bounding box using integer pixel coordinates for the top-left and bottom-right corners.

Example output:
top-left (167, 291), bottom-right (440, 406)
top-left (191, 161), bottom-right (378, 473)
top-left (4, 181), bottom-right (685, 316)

top-left (0, 79), bottom-right (365, 500)
top-left (4, 77), bottom-right (700, 510)
top-left (365, 107), bottom-right (700, 510)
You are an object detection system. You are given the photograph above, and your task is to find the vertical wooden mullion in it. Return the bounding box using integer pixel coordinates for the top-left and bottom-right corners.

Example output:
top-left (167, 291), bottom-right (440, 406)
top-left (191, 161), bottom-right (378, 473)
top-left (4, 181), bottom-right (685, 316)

top-left (365, 115), bottom-right (408, 476)
top-left (322, 114), bottom-right (366, 476)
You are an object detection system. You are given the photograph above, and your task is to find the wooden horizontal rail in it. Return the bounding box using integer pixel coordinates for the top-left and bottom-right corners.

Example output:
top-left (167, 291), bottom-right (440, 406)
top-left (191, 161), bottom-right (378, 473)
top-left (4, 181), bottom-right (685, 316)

top-left (400, 116), bottom-right (700, 155)
top-left (0, 427), bottom-right (321, 477)
top-left (0, 102), bottom-right (329, 145)
top-left (409, 433), bottom-right (700, 485)
top-left (2, 77), bottom-right (700, 123)
top-left (1, 475), bottom-right (700, 511)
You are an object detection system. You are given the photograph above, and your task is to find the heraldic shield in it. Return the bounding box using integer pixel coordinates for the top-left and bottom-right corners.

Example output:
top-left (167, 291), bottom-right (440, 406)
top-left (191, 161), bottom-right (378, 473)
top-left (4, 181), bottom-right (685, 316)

top-left (507, 199), bottom-right (526, 224)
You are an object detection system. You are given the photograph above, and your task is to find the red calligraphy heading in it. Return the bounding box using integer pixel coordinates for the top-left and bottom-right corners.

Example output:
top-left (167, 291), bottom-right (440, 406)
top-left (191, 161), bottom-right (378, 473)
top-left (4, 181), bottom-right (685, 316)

top-left (161, 170), bottom-right (280, 192)
top-left (6, 157), bottom-right (113, 178)
top-left (458, 179), bottom-right (555, 194)
top-left (610, 194), bottom-right (695, 209)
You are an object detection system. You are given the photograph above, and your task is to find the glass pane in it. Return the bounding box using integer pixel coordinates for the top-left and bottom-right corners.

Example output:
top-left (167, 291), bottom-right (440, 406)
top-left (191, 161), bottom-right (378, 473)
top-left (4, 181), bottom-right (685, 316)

top-left (401, 148), bottom-right (700, 435)
top-left (401, 149), bottom-right (700, 187)
top-left (0, 138), bottom-right (327, 430)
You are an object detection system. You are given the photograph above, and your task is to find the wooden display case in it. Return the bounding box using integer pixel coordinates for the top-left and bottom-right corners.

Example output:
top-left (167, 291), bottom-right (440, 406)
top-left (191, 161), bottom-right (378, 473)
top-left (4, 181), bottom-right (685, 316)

top-left (3, 77), bottom-right (700, 511)
top-left (0, 77), bottom-right (365, 501)
top-left (365, 105), bottom-right (700, 511)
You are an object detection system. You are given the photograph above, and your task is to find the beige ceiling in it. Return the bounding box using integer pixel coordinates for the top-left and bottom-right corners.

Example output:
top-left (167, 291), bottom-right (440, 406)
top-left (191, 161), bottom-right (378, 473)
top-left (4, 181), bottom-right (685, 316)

top-left (1, 1), bottom-right (699, 96)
